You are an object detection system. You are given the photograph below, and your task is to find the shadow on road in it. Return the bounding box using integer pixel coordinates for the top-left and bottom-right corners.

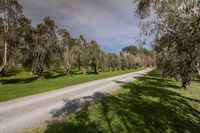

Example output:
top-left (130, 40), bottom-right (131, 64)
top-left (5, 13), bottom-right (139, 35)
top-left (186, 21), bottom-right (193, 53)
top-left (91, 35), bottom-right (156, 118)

top-left (50, 92), bottom-right (107, 119)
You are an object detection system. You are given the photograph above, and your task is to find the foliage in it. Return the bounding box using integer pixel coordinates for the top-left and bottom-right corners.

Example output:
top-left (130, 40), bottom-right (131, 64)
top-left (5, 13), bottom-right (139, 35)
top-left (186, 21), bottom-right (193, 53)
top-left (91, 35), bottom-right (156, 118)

top-left (25, 17), bottom-right (59, 79)
top-left (135, 0), bottom-right (200, 89)
top-left (0, 0), bottom-right (23, 72)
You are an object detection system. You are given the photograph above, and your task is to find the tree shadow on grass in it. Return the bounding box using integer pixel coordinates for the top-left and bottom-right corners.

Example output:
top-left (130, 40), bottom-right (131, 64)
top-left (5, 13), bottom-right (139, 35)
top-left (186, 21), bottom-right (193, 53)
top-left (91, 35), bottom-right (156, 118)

top-left (0, 69), bottom-right (22, 77)
top-left (44, 71), bottom-right (200, 133)
top-left (44, 71), bottom-right (66, 79)
top-left (0, 70), bottom-right (66, 85)
top-left (0, 77), bottom-right (38, 84)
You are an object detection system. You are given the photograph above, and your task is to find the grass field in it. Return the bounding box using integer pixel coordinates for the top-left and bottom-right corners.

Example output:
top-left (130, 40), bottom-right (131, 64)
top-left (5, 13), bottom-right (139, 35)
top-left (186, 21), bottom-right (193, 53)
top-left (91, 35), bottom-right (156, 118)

top-left (0, 68), bottom-right (142, 102)
top-left (35, 70), bottom-right (200, 133)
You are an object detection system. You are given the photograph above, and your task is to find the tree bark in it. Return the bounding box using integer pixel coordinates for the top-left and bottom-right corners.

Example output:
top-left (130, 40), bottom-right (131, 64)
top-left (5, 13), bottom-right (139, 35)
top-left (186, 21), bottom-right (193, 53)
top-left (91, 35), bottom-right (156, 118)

top-left (94, 64), bottom-right (98, 74)
top-left (65, 48), bottom-right (72, 77)
top-left (92, 63), bottom-right (98, 74)
top-left (82, 68), bottom-right (87, 75)
top-left (37, 68), bottom-right (45, 80)
top-left (197, 69), bottom-right (200, 77)
top-left (66, 69), bottom-right (72, 77)
top-left (66, 66), bottom-right (72, 77)
top-left (0, 43), bottom-right (8, 72)
top-left (0, 0), bottom-right (9, 73)
top-left (182, 80), bottom-right (192, 89)
top-left (197, 61), bottom-right (200, 77)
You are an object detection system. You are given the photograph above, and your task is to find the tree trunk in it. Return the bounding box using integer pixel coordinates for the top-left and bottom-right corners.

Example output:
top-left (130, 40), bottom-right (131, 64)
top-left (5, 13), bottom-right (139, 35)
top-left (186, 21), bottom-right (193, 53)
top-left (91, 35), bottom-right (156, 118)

top-left (77, 58), bottom-right (81, 71)
top-left (37, 68), bottom-right (45, 80)
top-left (197, 68), bottom-right (200, 77)
top-left (82, 68), bottom-right (87, 75)
top-left (92, 63), bottom-right (98, 74)
top-left (0, 42), bottom-right (8, 73)
top-left (0, 0), bottom-right (9, 73)
top-left (65, 48), bottom-right (72, 77)
top-left (182, 80), bottom-right (192, 90)
top-left (197, 61), bottom-right (200, 77)
top-left (94, 64), bottom-right (98, 74)
top-left (66, 68), bottom-right (72, 77)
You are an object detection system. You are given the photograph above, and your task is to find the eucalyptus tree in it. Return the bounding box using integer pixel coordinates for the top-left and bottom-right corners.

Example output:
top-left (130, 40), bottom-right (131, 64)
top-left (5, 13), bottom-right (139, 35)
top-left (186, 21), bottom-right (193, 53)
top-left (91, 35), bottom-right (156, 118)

top-left (126, 54), bottom-right (137, 69)
top-left (107, 53), bottom-right (121, 71)
top-left (76, 35), bottom-right (91, 74)
top-left (0, 16), bottom-right (4, 72)
top-left (58, 28), bottom-right (75, 76)
top-left (88, 40), bottom-right (101, 74)
top-left (155, 10), bottom-right (200, 88)
top-left (122, 45), bottom-right (138, 56)
top-left (137, 48), bottom-right (152, 67)
top-left (135, 0), bottom-right (200, 89)
top-left (98, 51), bottom-right (109, 71)
top-left (28, 17), bottom-right (58, 79)
top-left (18, 15), bottom-right (35, 69)
top-left (121, 45), bottom-right (155, 68)
top-left (122, 45), bottom-right (141, 69)
top-left (72, 38), bottom-right (82, 71)
top-left (0, 0), bottom-right (23, 72)
top-left (120, 52), bottom-right (129, 70)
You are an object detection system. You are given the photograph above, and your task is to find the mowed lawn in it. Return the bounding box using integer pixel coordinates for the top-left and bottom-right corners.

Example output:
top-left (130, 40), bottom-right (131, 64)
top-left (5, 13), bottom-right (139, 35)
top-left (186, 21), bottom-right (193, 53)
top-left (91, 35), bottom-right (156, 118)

top-left (37, 70), bottom-right (200, 133)
top-left (0, 68), bottom-right (142, 102)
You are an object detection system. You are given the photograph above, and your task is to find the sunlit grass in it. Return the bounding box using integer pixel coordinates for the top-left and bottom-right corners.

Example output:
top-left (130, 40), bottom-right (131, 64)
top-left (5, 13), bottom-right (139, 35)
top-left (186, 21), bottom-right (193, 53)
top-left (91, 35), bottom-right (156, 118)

top-left (38, 70), bottom-right (200, 133)
top-left (0, 68), bottom-right (142, 102)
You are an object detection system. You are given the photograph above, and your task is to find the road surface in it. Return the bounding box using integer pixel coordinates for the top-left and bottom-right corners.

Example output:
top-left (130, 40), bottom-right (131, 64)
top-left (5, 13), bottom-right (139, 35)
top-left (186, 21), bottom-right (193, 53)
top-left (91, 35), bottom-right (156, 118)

top-left (0, 68), bottom-right (153, 133)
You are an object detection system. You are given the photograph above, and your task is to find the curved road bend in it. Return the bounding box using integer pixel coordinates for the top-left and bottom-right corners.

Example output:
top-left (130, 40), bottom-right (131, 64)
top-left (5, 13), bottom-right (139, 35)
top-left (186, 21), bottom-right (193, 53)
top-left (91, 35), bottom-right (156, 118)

top-left (0, 68), bottom-right (153, 133)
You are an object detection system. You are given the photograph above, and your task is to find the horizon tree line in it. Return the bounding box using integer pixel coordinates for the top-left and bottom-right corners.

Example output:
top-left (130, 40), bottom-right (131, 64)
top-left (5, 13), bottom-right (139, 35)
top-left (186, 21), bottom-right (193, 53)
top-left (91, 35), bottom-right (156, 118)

top-left (0, 0), bottom-right (155, 80)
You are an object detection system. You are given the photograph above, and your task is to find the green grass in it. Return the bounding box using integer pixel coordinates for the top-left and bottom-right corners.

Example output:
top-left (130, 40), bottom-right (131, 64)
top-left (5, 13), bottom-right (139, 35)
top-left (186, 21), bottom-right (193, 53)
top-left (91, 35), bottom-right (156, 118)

top-left (0, 68), bottom-right (142, 102)
top-left (38, 70), bottom-right (200, 133)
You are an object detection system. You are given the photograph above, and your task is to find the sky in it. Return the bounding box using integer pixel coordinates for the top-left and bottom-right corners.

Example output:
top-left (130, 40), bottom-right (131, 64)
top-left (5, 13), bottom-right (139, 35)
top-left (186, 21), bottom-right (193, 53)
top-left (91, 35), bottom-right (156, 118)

top-left (20, 0), bottom-right (141, 53)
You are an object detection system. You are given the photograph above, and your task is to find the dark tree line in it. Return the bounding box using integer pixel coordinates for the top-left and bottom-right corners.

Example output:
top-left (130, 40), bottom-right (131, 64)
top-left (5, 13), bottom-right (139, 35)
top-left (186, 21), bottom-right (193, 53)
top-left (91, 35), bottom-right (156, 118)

top-left (0, 0), bottom-right (155, 79)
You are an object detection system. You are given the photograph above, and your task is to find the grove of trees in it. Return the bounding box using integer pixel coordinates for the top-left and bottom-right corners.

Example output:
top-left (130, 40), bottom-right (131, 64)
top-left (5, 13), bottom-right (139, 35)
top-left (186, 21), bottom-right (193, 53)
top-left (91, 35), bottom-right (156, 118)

top-left (0, 0), bottom-right (155, 79)
top-left (134, 0), bottom-right (200, 89)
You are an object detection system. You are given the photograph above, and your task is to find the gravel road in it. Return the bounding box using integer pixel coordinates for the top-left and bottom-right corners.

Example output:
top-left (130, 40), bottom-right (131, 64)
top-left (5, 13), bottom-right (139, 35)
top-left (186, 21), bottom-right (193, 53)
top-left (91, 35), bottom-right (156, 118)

top-left (0, 68), bottom-right (153, 133)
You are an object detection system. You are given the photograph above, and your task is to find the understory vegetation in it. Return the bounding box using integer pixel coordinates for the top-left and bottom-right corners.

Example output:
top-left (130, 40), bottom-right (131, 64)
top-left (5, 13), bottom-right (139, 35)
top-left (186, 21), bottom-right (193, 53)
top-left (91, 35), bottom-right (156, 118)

top-left (30, 70), bottom-right (200, 133)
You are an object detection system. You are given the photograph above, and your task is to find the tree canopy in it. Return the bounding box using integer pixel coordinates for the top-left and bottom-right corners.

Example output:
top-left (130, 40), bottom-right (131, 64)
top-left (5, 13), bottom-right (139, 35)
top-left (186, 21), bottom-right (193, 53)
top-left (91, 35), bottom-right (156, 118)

top-left (135, 0), bottom-right (200, 89)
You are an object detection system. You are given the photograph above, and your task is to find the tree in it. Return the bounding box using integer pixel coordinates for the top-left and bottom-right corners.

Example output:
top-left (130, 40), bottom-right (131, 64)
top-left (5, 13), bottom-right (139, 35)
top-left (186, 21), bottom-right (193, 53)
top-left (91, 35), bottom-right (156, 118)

top-left (27, 17), bottom-right (58, 79)
top-left (122, 45), bottom-right (138, 56)
top-left (98, 51), bottom-right (108, 71)
top-left (134, 0), bottom-right (200, 89)
top-left (88, 40), bottom-right (101, 74)
top-left (75, 35), bottom-right (91, 74)
top-left (120, 52), bottom-right (129, 70)
top-left (107, 53), bottom-right (121, 71)
top-left (121, 45), bottom-right (155, 68)
top-left (18, 15), bottom-right (35, 70)
top-left (58, 29), bottom-right (75, 76)
top-left (0, 0), bottom-right (23, 72)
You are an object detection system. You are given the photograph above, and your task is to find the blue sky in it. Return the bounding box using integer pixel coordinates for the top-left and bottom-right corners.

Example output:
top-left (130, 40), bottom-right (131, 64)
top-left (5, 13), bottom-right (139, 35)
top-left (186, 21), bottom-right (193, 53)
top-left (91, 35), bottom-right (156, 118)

top-left (21, 0), bottom-right (141, 53)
